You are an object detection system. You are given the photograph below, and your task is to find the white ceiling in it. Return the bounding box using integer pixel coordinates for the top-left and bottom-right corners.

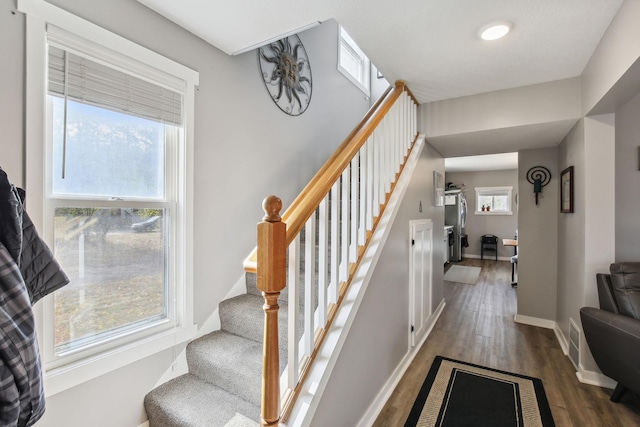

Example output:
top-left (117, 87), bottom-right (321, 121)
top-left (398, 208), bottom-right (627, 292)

top-left (445, 153), bottom-right (518, 173)
top-left (137, 0), bottom-right (624, 169)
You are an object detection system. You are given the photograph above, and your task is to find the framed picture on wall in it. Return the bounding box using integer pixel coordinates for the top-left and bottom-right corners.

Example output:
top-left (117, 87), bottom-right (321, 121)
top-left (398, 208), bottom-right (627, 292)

top-left (560, 166), bottom-right (574, 213)
top-left (434, 171), bottom-right (444, 206)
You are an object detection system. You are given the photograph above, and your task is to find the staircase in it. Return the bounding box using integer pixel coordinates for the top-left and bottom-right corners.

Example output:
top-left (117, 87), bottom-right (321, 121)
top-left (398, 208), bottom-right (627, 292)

top-left (144, 272), bottom-right (277, 426)
top-left (144, 81), bottom-right (418, 426)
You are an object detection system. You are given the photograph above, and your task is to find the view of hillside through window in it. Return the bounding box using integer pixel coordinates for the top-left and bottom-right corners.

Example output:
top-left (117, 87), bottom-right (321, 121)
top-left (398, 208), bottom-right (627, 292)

top-left (50, 98), bottom-right (170, 354)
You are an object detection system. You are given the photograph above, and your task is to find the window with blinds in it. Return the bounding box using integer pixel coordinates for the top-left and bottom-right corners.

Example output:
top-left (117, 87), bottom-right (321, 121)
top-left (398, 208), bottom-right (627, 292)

top-left (22, 0), bottom-right (197, 393)
top-left (47, 45), bottom-right (183, 126)
top-left (43, 28), bottom-right (186, 366)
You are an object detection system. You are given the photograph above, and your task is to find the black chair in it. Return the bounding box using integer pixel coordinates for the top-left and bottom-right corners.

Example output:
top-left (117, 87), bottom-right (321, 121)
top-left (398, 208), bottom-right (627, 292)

top-left (580, 263), bottom-right (640, 402)
top-left (480, 234), bottom-right (498, 261)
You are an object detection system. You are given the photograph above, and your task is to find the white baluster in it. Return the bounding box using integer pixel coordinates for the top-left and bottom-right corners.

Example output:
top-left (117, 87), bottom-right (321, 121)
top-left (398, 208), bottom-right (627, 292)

top-left (366, 136), bottom-right (374, 230)
top-left (372, 127), bottom-right (381, 218)
top-left (340, 168), bottom-right (349, 283)
top-left (304, 215), bottom-right (315, 357)
top-left (287, 235), bottom-right (301, 389)
top-left (350, 156), bottom-right (358, 260)
top-left (318, 197), bottom-right (328, 327)
top-left (329, 182), bottom-right (339, 305)
top-left (384, 113), bottom-right (392, 194)
top-left (359, 144), bottom-right (367, 246)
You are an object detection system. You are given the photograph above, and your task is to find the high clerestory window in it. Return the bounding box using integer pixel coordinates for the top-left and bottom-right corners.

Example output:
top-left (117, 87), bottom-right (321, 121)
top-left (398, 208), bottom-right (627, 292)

top-left (22, 0), bottom-right (198, 394)
top-left (338, 26), bottom-right (371, 96)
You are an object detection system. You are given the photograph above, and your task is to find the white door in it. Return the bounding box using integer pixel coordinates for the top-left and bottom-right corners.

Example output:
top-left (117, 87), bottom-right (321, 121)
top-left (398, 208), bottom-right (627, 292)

top-left (410, 219), bottom-right (433, 347)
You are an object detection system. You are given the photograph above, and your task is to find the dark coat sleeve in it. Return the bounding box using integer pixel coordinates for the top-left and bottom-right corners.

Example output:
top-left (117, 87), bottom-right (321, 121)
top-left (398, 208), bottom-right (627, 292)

top-left (0, 167), bottom-right (69, 304)
top-left (0, 169), bottom-right (23, 264)
top-left (19, 209), bottom-right (70, 305)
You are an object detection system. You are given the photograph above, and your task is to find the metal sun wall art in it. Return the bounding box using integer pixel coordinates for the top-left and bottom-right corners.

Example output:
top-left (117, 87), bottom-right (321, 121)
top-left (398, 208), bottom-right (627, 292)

top-left (258, 35), bottom-right (312, 116)
top-left (526, 166), bottom-right (552, 205)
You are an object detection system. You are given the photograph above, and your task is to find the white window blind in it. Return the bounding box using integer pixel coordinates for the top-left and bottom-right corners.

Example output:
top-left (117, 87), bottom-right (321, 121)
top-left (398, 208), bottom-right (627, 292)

top-left (47, 46), bottom-right (183, 126)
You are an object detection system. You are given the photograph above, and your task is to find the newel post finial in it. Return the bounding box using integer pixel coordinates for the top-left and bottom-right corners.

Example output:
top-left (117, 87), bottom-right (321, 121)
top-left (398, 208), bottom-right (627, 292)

top-left (262, 195), bottom-right (282, 222)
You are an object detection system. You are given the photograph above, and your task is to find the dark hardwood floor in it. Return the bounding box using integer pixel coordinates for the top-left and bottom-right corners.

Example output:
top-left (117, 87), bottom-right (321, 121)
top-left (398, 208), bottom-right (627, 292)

top-left (373, 258), bottom-right (640, 427)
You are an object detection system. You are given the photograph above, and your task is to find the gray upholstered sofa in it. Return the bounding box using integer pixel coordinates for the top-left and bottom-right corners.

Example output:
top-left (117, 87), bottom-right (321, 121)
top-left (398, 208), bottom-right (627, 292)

top-left (580, 262), bottom-right (640, 402)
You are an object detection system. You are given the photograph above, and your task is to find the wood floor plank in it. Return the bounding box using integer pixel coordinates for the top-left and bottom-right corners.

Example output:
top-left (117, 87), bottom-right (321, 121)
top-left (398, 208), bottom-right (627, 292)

top-left (372, 259), bottom-right (640, 427)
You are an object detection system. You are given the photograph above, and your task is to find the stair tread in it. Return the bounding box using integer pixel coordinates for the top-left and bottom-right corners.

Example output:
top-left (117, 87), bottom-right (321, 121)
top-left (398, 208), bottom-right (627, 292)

top-left (144, 374), bottom-right (259, 427)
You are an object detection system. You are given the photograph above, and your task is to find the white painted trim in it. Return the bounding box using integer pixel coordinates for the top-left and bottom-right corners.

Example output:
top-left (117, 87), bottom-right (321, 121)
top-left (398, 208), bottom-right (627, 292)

top-left (44, 324), bottom-right (196, 396)
top-left (461, 254), bottom-right (513, 262)
top-left (357, 299), bottom-right (446, 427)
top-left (513, 314), bottom-right (556, 329)
top-left (576, 364), bottom-right (617, 389)
top-left (553, 323), bottom-right (569, 355)
top-left (409, 219), bottom-right (434, 347)
top-left (337, 26), bottom-right (371, 98)
top-left (544, 317), bottom-right (617, 392)
top-left (285, 136), bottom-right (426, 427)
top-left (550, 320), bottom-right (617, 390)
top-left (137, 421), bottom-right (150, 427)
top-left (20, 0), bottom-right (199, 396)
top-left (17, 0), bottom-right (198, 84)
top-left (474, 211), bottom-right (513, 216)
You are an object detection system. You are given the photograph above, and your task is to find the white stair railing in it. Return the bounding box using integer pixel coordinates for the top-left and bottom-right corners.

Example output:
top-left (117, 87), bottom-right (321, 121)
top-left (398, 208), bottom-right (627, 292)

top-left (247, 81), bottom-right (418, 426)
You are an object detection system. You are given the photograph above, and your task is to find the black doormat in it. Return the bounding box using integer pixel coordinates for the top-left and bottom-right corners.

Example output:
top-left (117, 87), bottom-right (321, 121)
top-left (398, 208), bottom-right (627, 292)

top-left (404, 356), bottom-right (555, 427)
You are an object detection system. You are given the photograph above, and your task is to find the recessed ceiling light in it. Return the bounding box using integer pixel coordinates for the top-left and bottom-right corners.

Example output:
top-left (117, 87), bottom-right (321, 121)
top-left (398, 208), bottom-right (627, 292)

top-left (479, 21), bottom-right (512, 41)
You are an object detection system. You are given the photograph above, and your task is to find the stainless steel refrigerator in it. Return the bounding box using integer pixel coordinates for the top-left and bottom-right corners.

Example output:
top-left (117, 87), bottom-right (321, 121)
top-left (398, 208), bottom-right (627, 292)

top-left (444, 190), bottom-right (467, 262)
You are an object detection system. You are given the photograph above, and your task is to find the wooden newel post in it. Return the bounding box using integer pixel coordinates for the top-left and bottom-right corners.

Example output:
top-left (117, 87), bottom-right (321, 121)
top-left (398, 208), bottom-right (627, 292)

top-left (257, 195), bottom-right (287, 427)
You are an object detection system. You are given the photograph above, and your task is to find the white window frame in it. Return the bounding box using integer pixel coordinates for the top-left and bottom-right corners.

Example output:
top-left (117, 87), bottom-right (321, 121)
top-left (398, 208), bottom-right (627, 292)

top-left (337, 26), bottom-right (371, 97)
top-left (475, 186), bottom-right (513, 215)
top-left (19, 0), bottom-right (198, 396)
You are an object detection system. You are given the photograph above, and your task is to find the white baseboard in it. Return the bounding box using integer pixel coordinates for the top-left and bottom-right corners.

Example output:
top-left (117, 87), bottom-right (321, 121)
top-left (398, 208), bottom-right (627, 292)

top-left (577, 365), bottom-right (617, 389)
top-left (462, 254), bottom-right (512, 262)
top-left (356, 299), bottom-right (446, 427)
top-left (513, 314), bottom-right (556, 329)
top-left (553, 323), bottom-right (569, 355)
top-left (137, 422), bottom-right (149, 427)
top-left (549, 320), bottom-right (616, 391)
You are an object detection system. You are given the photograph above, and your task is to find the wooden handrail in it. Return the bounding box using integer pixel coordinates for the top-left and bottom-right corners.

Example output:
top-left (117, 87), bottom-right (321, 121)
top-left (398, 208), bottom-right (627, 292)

top-left (244, 81), bottom-right (413, 272)
top-left (252, 81), bottom-right (419, 425)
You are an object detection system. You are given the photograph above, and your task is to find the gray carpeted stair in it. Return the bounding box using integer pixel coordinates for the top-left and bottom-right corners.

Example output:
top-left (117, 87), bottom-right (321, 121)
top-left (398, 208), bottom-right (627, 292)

top-left (144, 273), bottom-right (275, 426)
top-left (144, 374), bottom-right (260, 427)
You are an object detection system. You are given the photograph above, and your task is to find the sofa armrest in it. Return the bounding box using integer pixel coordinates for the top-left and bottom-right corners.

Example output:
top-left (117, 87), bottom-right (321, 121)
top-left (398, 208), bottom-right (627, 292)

top-left (580, 307), bottom-right (640, 396)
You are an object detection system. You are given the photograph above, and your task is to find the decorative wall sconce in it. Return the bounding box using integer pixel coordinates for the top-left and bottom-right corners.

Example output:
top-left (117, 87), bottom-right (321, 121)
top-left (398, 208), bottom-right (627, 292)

top-left (526, 166), bottom-right (551, 205)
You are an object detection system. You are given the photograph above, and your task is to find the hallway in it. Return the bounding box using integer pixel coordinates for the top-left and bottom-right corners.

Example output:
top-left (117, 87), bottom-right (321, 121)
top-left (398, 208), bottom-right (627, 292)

top-left (373, 259), bottom-right (640, 426)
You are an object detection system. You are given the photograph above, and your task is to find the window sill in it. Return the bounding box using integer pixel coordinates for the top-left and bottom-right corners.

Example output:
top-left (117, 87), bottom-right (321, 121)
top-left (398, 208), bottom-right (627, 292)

top-left (475, 211), bottom-right (513, 216)
top-left (337, 65), bottom-right (371, 98)
top-left (43, 323), bottom-right (197, 396)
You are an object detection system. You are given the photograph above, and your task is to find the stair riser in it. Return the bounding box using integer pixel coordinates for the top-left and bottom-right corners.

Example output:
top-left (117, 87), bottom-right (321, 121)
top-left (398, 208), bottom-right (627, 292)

top-left (219, 294), bottom-right (290, 351)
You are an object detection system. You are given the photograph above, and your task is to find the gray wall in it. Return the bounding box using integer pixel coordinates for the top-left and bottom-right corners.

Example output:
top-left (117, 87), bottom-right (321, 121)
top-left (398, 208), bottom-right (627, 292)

top-left (517, 147), bottom-right (558, 321)
top-left (445, 170), bottom-right (519, 259)
top-left (370, 63), bottom-right (391, 108)
top-left (0, 3), bottom-right (25, 186)
top-left (5, 1), bottom-right (371, 425)
top-left (615, 90), bottom-right (640, 261)
top-left (309, 141), bottom-right (445, 426)
top-left (554, 114), bottom-right (616, 375)
top-left (556, 121), bottom-right (586, 344)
